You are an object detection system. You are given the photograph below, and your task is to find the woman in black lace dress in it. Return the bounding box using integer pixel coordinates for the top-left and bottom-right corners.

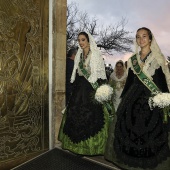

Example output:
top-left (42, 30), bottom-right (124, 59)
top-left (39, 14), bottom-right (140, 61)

top-left (58, 31), bottom-right (111, 156)
top-left (104, 27), bottom-right (170, 170)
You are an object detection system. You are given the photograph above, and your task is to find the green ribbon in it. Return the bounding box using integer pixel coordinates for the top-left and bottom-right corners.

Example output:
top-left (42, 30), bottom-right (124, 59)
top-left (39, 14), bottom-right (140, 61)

top-left (131, 55), bottom-right (160, 94)
top-left (79, 58), bottom-right (115, 120)
top-left (131, 54), bottom-right (169, 123)
top-left (163, 107), bottom-right (170, 123)
top-left (79, 61), bottom-right (99, 90)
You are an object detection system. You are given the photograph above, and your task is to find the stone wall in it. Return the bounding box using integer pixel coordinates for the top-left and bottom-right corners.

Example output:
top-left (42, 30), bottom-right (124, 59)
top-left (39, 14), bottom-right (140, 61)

top-left (52, 0), bottom-right (67, 147)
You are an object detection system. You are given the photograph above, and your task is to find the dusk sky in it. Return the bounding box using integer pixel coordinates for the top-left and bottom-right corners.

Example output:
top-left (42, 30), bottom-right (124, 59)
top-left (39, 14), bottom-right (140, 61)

top-left (67, 0), bottom-right (170, 67)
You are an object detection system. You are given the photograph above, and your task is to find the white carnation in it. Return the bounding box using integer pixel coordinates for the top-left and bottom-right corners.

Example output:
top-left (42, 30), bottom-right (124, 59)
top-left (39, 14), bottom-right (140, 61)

top-left (149, 93), bottom-right (170, 109)
top-left (95, 84), bottom-right (113, 104)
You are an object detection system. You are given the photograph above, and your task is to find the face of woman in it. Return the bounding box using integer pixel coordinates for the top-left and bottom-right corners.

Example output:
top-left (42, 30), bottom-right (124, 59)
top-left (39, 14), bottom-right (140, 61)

top-left (136, 29), bottom-right (151, 49)
top-left (78, 35), bottom-right (89, 50)
top-left (116, 63), bottom-right (124, 73)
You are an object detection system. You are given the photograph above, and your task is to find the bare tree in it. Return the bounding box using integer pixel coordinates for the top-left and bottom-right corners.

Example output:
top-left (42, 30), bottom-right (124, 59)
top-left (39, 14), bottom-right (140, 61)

top-left (67, 2), bottom-right (98, 50)
top-left (67, 2), bottom-right (133, 55)
top-left (97, 18), bottom-right (133, 54)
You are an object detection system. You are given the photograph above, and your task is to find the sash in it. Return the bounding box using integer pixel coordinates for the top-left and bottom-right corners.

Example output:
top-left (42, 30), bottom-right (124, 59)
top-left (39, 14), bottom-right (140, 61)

top-left (79, 60), bottom-right (99, 90)
top-left (131, 54), bottom-right (160, 94)
top-left (79, 59), bottom-right (114, 120)
top-left (131, 54), bottom-right (169, 123)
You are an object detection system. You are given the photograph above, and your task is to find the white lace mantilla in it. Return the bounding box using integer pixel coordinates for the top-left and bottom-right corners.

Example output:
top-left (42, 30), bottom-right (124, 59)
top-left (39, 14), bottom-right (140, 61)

top-left (127, 53), bottom-right (170, 91)
top-left (71, 32), bottom-right (106, 83)
top-left (128, 33), bottom-right (170, 91)
top-left (110, 72), bottom-right (127, 90)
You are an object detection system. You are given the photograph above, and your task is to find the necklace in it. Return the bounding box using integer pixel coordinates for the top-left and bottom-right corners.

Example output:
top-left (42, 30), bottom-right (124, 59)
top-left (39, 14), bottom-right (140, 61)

top-left (116, 72), bottom-right (124, 79)
top-left (140, 51), bottom-right (151, 62)
top-left (80, 50), bottom-right (90, 68)
top-left (83, 50), bottom-right (90, 60)
top-left (139, 51), bottom-right (151, 69)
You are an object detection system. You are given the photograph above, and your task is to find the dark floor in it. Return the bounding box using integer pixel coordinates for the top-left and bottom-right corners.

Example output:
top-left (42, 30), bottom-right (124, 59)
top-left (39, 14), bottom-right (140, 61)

top-left (12, 147), bottom-right (118, 170)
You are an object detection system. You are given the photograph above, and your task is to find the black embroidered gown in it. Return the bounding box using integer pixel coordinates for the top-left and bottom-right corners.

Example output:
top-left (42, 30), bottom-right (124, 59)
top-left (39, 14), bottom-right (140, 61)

top-left (105, 65), bottom-right (170, 169)
top-left (58, 58), bottom-right (109, 155)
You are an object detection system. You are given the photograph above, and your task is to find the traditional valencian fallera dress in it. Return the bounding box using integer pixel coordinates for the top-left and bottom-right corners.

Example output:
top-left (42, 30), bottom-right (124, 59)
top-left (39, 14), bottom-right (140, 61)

top-left (58, 53), bottom-right (109, 155)
top-left (58, 32), bottom-right (112, 156)
top-left (109, 61), bottom-right (127, 111)
top-left (104, 35), bottom-right (170, 170)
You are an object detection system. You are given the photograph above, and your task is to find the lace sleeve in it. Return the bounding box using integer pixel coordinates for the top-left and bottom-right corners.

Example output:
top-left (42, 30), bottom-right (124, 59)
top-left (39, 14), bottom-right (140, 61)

top-left (164, 62), bottom-right (170, 92)
top-left (157, 57), bottom-right (170, 92)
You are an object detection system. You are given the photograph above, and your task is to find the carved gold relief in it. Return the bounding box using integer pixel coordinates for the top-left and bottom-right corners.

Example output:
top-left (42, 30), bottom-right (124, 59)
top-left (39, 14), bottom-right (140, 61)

top-left (0, 0), bottom-right (49, 169)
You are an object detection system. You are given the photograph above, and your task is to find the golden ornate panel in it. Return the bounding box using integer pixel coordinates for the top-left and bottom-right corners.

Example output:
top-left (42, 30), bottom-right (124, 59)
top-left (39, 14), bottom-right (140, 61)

top-left (0, 0), bottom-right (49, 169)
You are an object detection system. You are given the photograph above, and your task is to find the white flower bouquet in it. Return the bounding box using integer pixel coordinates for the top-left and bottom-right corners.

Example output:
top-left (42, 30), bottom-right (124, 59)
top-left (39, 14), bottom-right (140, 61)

top-left (148, 92), bottom-right (170, 109)
top-left (148, 92), bottom-right (170, 123)
top-left (95, 84), bottom-right (113, 104)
